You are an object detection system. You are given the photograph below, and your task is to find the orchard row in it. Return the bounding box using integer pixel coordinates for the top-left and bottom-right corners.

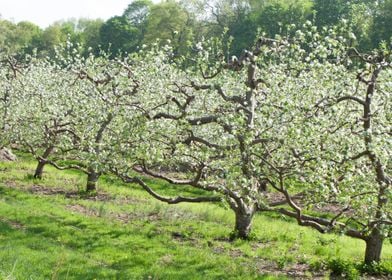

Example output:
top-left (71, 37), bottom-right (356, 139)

top-left (0, 24), bottom-right (390, 265)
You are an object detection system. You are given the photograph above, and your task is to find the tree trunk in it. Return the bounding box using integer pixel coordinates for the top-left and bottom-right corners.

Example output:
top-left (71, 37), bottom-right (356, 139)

top-left (33, 160), bottom-right (46, 179)
top-left (33, 145), bottom-right (54, 179)
top-left (233, 209), bottom-right (255, 239)
top-left (86, 171), bottom-right (100, 192)
top-left (364, 229), bottom-right (384, 264)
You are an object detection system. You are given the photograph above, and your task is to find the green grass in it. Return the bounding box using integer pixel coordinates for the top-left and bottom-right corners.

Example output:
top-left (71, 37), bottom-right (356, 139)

top-left (0, 157), bottom-right (391, 279)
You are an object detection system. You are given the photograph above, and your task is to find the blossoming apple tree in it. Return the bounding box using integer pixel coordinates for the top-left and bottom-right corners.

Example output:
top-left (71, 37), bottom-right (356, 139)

top-left (8, 56), bottom-right (80, 178)
top-left (41, 51), bottom-right (142, 191)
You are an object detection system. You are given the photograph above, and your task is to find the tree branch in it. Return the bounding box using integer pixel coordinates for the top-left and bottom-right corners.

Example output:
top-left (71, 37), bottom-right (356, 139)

top-left (117, 173), bottom-right (221, 204)
top-left (190, 82), bottom-right (244, 104)
top-left (184, 132), bottom-right (233, 150)
top-left (336, 95), bottom-right (366, 106)
top-left (43, 159), bottom-right (89, 175)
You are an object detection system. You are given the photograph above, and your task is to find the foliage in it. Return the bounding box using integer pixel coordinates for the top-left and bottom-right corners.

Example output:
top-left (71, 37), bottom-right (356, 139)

top-left (77, 19), bottom-right (104, 56)
top-left (143, 0), bottom-right (195, 57)
top-left (100, 16), bottom-right (141, 56)
top-left (327, 258), bottom-right (360, 279)
top-left (123, 0), bottom-right (153, 27)
top-left (0, 20), bottom-right (41, 54)
top-left (312, 0), bottom-right (351, 27)
top-left (371, 0), bottom-right (392, 46)
top-left (1, 0), bottom-right (392, 57)
top-left (252, 0), bottom-right (313, 37)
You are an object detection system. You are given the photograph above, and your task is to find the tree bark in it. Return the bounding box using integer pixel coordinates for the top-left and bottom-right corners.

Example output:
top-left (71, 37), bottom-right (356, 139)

top-left (233, 208), bottom-right (255, 239)
top-left (361, 66), bottom-right (386, 265)
top-left (364, 229), bottom-right (384, 264)
top-left (86, 171), bottom-right (100, 192)
top-left (33, 145), bottom-right (55, 179)
top-left (34, 160), bottom-right (46, 179)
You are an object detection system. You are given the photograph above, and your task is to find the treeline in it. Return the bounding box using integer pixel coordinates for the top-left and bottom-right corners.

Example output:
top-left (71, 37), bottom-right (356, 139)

top-left (1, 0), bottom-right (391, 57)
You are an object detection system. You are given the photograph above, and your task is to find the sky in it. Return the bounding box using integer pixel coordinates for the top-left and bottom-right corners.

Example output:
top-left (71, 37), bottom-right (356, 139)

top-left (0, 0), bottom-right (138, 28)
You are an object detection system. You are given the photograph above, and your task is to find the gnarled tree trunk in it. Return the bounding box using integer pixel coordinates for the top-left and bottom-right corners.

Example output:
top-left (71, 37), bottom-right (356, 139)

top-left (364, 228), bottom-right (384, 264)
top-left (234, 210), bottom-right (254, 239)
top-left (34, 160), bottom-right (46, 179)
top-left (86, 169), bottom-right (100, 192)
top-left (229, 199), bottom-right (257, 239)
top-left (33, 145), bottom-right (54, 179)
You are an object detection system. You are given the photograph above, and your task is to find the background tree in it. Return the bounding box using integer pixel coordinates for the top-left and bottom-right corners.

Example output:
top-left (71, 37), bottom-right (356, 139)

top-left (346, 1), bottom-right (375, 50)
top-left (312, 0), bottom-right (351, 27)
top-left (143, 0), bottom-right (195, 57)
top-left (252, 0), bottom-right (313, 37)
top-left (75, 19), bottom-right (104, 55)
top-left (0, 20), bottom-right (67, 57)
top-left (371, 0), bottom-right (392, 47)
top-left (11, 21), bottom-right (42, 54)
top-left (100, 16), bottom-right (140, 56)
top-left (0, 20), bottom-right (16, 50)
top-left (123, 0), bottom-right (152, 36)
top-left (184, 0), bottom-right (256, 55)
top-left (36, 23), bottom-right (72, 57)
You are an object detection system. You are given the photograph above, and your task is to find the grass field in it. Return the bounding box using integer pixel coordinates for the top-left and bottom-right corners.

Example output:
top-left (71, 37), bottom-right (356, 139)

top-left (0, 156), bottom-right (391, 279)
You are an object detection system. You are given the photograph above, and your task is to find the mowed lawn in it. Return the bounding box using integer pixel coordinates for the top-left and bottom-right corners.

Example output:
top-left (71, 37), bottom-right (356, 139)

top-left (0, 157), bottom-right (391, 279)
